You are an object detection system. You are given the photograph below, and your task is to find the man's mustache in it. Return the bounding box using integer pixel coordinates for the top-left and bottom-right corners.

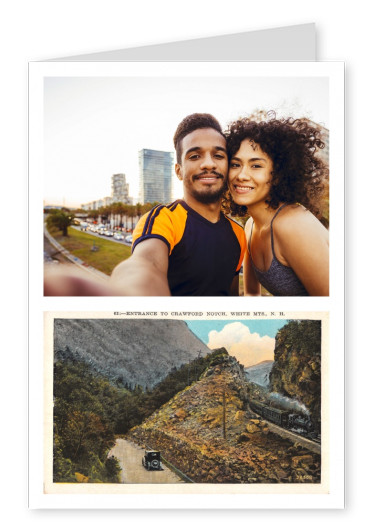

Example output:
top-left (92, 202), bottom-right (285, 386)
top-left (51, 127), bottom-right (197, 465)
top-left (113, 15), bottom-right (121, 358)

top-left (193, 171), bottom-right (225, 181)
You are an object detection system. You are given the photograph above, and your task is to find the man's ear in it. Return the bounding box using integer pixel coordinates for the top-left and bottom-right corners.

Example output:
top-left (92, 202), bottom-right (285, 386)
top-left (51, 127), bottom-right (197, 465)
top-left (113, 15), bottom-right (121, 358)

top-left (175, 163), bottom-right (183, 181)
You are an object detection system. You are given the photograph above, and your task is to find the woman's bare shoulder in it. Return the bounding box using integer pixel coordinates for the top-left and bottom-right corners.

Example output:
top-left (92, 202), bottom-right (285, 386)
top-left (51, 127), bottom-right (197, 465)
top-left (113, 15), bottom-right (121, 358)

top-left (273, 204), bottom-right (328, 239)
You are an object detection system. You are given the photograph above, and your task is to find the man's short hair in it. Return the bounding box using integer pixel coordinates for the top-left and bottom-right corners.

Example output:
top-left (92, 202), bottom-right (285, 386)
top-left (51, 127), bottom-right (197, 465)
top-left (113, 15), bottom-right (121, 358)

top-left (173, 113), bottom-right (224, 164)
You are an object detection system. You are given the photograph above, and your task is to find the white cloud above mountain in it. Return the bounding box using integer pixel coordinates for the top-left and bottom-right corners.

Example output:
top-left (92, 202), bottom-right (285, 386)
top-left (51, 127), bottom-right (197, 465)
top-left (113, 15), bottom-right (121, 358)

top-left (207, 322), bottom-right (275, 368)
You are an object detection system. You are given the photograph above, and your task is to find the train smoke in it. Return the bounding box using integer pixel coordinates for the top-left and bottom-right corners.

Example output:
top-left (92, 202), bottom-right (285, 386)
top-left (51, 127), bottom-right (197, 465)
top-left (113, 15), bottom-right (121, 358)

top-left (269, 392), bottom-right (310, 415)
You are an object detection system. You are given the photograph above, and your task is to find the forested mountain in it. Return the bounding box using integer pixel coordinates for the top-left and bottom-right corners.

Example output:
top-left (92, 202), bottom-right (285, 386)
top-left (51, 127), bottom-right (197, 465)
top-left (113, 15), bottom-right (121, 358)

top-left (53, 350), bottom-right (217, 483)
top-left (269, 320), bottom-right (321, 427)
top-left (53, 358), bottom-right (124, 483)
top-left (54, 319), bottom-right (210, 389)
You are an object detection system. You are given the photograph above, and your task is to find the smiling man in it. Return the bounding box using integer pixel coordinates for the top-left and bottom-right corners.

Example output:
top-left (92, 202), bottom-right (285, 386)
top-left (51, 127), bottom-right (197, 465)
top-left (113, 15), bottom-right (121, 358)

top-left (110, 113), bottom-right (246, 296)
top-left (44, 114), bottom-right (246, 297)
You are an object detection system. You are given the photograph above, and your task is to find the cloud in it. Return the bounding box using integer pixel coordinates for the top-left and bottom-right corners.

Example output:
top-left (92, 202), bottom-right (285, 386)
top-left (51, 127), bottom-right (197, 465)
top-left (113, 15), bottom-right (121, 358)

top-left (207, 322), bottom-right (275, 368)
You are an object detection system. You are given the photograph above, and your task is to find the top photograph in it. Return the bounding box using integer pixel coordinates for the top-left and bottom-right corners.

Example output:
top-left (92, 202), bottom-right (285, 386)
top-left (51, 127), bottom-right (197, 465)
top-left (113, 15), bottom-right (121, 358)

top-left (37, 63), bottom-right (339, 297)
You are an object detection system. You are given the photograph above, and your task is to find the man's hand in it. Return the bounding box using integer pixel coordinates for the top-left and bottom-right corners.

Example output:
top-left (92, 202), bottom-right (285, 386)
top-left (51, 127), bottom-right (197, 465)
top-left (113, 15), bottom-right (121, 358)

top-left (110, 239), bottom-right (171, 296)
top-left (44, 265), bottom-right (120, 296)
top-left (44, 239), bottom-right (171, 297)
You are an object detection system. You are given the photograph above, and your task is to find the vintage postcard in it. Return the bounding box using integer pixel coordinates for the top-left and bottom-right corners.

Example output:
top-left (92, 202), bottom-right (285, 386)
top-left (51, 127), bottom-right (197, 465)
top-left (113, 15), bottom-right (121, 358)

top-left (37, 310), bottom-right (340, 508)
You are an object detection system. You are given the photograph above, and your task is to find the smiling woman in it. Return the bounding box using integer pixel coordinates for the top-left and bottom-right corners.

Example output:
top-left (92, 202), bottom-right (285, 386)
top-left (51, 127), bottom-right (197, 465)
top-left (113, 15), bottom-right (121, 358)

top-left (229, 140), bottom-right (274, 210)
top-left (224, 115), bottom-right (329, 297)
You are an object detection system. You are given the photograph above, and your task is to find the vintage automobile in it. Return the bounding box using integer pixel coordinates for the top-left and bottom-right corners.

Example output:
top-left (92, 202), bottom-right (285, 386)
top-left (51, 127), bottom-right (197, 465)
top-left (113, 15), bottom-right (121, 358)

top-left (142, 450), bottom-right (162, 471)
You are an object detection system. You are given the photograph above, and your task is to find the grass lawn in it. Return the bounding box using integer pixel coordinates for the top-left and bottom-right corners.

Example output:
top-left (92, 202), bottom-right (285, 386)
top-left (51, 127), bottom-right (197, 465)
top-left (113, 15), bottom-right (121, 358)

top-left (48, 227), bottom-right (132, 275)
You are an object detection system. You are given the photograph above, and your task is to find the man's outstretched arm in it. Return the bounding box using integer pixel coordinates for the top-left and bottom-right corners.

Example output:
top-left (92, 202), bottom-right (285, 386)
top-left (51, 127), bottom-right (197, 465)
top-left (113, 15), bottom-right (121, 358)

top-left (44, 238), bottom-right (171, 297)
top-left (110, 238), bottom-right (171, 296)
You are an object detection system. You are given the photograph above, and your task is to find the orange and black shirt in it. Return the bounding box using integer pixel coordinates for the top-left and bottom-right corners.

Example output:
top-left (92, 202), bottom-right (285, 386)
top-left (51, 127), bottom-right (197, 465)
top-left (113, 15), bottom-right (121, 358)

top-left (132, 200), bottom-right (246, 296)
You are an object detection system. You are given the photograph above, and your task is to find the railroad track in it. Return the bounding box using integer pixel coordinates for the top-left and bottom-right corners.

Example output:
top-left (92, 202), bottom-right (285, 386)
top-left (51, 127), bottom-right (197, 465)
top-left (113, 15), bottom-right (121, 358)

top-left (259, 419), bottom-right (321, 455)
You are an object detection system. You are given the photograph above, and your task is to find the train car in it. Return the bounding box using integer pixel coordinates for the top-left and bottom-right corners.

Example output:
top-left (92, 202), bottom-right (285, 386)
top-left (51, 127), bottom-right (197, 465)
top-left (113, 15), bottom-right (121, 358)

top-left (249, 399), bottom-right (289, 428)
top-left (249, 399), bottom-right (318, 440)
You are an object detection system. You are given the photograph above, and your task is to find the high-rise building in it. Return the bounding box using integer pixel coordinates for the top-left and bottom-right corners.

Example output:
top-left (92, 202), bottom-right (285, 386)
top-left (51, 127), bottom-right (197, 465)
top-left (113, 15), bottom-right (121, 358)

top-left (111, 173), bottom-right (130, 203)
top-left (139, 149), bottom-right (174, 204)
top-left (81, 174), bottom-right (130, 210)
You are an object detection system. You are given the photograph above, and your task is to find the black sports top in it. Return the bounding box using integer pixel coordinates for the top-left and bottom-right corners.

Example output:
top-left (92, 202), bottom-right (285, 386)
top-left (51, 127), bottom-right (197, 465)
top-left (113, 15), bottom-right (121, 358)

top-left (132, 200), bottom-right (246, 296)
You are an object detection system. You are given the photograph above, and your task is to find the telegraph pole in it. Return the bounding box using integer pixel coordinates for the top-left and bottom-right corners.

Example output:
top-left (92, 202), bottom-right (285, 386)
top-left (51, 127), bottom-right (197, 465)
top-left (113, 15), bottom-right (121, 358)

top-left (222, 390), bottom-right (226, 440)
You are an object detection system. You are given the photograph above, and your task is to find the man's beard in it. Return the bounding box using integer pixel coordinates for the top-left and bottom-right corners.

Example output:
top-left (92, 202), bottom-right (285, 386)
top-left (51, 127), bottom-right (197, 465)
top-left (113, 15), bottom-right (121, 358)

top-left (189, 174), bottom-right (227, 205)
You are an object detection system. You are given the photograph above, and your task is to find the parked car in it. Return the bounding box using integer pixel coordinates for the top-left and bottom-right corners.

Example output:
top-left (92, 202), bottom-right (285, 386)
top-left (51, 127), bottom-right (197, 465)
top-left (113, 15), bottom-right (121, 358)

top-left (114, 232), bottom-right (124, 241)
top-left (124, 234), bottom-right (133, 244)
top-left (142, 450), bottom-right (162, 471)
top-left (105, 229), bottom-right (114, 237)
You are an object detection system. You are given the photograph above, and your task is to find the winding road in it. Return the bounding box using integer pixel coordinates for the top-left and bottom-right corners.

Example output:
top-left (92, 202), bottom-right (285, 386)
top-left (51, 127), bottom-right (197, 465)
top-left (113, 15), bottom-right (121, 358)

top-left (108, 439), bottom-right (183, 484)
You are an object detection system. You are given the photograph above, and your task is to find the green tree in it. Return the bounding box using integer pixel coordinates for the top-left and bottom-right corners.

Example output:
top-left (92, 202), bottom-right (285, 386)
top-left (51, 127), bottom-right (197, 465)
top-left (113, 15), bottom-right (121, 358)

top-left (46, 210), bottom-right (74, 236)
top-left (98, 205), bottom-right (111, 225)
top-left (111, 202), bottom-right (126, 228)
top-left (88, 208), bottom-right (99, 222)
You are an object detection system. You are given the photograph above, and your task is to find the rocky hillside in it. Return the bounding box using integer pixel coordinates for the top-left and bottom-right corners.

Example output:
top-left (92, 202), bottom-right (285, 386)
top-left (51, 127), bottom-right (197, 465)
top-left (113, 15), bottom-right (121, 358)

top-left (128, 349), bottom-right (321, 484)
top-left (269, 320), bottom-right (321, 428)
top-left (54, 319), bottom-right (210, 389)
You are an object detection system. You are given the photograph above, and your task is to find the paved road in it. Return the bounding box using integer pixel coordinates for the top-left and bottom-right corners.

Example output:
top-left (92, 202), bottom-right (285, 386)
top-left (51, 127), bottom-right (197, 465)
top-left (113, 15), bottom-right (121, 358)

top-left (108, 439), bottom-right (183, 484)
top-left (72, 226), bottom-right (132, 246)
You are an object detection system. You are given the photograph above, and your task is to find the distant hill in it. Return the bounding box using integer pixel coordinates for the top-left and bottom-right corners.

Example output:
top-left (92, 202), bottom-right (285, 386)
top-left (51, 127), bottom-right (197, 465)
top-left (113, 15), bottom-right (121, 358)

top-left (245, 360), bottom-right (274, 388)
top-left (54, 319), bottom-right (210, 389)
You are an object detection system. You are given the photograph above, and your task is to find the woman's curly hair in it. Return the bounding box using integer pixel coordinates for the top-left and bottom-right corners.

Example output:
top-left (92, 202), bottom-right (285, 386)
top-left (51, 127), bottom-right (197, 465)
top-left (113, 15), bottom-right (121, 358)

top-left (222, 114), bottom-right (328, 218)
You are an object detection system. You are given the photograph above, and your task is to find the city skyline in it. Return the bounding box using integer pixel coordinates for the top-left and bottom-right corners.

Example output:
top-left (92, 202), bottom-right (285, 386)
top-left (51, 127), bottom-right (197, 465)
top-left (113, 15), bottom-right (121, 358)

top-left (80, 173), bottom-right (131, 211)
top-left (43, 73), bottom-right (330, 208)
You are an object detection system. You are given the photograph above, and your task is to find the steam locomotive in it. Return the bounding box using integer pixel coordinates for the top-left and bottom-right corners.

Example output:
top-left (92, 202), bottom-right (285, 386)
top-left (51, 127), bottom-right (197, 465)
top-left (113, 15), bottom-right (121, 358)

top-left (249, 399), bottom-right (317, 439)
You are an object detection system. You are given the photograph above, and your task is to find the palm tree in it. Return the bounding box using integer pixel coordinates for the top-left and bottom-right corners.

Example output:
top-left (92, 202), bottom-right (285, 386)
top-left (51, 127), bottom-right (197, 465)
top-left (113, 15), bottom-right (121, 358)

top-left (46, 210), bottom-right (74, 237)
top-left (128, 205), bottom-right (137, 231)
top-left (111, 202), bottom-right (127, 229)
top-left (88, 208), bottom-right (100, 224)
top-left (98, 205), bottom-right (111, 226)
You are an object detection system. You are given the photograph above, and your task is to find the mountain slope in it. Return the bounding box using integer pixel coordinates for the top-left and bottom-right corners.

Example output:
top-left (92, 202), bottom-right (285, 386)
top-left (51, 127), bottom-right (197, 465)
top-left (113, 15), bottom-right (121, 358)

top-left (54, 319), bottom-right (210, 389)
top-left (128, 349), bottom-right (321, 483)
